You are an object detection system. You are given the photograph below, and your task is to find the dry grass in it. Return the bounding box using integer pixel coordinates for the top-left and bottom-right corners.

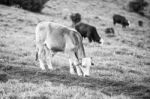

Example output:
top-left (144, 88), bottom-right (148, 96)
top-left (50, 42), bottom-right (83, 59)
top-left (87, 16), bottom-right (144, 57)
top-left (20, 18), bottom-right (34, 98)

top-left (0, 0), bottom-right (150, 99)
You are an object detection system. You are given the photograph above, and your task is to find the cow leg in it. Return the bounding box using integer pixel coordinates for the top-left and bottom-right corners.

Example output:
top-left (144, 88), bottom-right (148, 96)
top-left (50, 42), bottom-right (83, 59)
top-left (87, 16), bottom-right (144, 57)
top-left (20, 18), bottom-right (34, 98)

top-left (46, 53), bottom-right (55, 70)
top-left (45, 45), bottom-right (54, 70)
top-left (87, 32), bottom-right (92, 43)
top-left (88, 37), bottom-right (92, 43)
top-left (75, 64), bottom-right (83, 76)
top-left (39, 59), bottom-right (46, 70)
top-left (113, 20), bottom-right (116, 25)
top-left (38, 47), bottom-right (46, 70)
top-left (74, 52), bottom-right (83, 76)
top-left (68, 51), bottom-right (81, 75)
top-left (69, 58), bottom-right (83, 76)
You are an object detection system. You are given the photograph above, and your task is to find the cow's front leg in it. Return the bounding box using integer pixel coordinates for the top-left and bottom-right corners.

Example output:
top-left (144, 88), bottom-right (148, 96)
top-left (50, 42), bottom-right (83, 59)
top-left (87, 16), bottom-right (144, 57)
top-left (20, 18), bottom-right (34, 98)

top-left (75, 65), bottom-right (83, 76)
top-left (72, 59), bottom-right (83, 76)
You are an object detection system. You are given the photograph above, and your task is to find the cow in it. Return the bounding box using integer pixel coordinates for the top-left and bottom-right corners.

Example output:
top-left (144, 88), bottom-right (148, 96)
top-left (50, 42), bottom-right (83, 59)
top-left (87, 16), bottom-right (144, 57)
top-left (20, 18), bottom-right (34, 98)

top-left (70, 13), bottom-right (103, 44)
top-left (138, 20), bottom-right (143, 27)
top-left (105, 27), bottom-right (115, 35)
top-left (113, 14), bottom-right (130, 28)
top-left (75, 22), bottom-right (103, 43)
top-left (35, 21), bottom-right (92, 77)
top-left (128, 0), bottom-right (148, 16)
top-left (105, 27), bottom-right (115, 37)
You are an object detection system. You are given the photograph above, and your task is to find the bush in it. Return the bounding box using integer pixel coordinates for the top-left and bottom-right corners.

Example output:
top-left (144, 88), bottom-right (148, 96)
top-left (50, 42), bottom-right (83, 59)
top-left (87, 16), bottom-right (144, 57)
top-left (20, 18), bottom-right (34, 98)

top-left (0, 0), bottom-right (49, 12)
top-left (128, 0), bottom-right (148, 16)
top-left (0, 0), bottom-right (13, 5)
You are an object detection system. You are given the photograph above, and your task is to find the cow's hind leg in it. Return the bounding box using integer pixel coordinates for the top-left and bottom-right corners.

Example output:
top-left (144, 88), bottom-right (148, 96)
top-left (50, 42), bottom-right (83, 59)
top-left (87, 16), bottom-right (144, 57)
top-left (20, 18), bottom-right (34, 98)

top-left (46, 54), bottom-right (54, 70)
top-left (69, 52), bottom-right (83, 76)
top-left (38, 47), bottom-right (46, 70)
top-left (45, 45), bottom-right (55, 70)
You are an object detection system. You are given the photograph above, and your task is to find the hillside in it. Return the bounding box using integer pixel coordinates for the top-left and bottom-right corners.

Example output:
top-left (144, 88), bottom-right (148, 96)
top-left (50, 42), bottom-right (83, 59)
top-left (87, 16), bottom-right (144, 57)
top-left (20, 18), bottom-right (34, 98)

top-left (0, 0), bottom-right (150, 99)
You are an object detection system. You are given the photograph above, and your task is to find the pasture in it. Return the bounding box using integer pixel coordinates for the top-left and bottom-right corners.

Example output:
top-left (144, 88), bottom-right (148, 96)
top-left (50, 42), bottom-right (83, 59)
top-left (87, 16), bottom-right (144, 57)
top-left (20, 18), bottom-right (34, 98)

top-left (0, 0), bottom-right (150, 99)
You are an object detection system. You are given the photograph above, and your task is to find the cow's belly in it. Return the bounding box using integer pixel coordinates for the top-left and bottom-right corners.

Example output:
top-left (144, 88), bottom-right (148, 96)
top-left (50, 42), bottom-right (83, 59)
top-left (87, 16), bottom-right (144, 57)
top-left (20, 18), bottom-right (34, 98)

top-left (45, 33), bottom-right (76, 53)
top-left (45, 36), bottom-right (66, 52)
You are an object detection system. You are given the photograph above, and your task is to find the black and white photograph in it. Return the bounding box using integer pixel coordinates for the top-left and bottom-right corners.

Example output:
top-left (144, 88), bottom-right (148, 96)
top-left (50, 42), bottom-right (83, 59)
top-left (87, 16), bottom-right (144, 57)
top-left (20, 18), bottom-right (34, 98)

top-left (0, 0), bottom-right (150, 99)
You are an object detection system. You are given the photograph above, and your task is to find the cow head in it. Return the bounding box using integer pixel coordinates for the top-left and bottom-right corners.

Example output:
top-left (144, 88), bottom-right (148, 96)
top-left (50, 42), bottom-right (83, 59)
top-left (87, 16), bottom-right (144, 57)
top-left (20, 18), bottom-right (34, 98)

top-left (123, 20), bottom-right (130, 28)
top-left (70, 13), bottom-right (81, 25)
top-left (80, 57), bottom-right (92, 77)
top-left (69, 57), bottom-right (92, 77)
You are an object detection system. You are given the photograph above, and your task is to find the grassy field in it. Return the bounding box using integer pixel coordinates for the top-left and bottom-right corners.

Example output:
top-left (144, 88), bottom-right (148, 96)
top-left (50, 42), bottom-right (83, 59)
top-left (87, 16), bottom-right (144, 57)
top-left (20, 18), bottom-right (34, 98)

top-left (0, 0), bottom-right (150, 99)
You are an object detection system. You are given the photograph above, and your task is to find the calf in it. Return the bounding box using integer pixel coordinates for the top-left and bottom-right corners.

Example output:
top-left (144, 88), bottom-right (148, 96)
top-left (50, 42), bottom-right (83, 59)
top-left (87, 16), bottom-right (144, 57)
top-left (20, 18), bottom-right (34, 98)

top-left (35, 22), bottom-right (92, 76)
top-left (113, 14), bottom-right (130, 28)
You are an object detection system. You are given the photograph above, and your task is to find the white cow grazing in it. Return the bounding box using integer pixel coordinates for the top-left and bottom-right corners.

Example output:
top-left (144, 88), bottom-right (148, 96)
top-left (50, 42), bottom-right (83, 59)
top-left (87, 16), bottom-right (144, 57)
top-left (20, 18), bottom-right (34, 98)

top-left (35, 21), bottom-right (92, 76)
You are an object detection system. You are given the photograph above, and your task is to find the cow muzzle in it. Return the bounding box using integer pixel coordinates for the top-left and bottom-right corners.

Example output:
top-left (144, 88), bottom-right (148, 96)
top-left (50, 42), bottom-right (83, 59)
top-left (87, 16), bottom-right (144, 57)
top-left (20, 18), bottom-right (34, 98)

top-left (80, 57), bottom-right (92, 77)
top-left (99, 38), bottom-right (104, 45)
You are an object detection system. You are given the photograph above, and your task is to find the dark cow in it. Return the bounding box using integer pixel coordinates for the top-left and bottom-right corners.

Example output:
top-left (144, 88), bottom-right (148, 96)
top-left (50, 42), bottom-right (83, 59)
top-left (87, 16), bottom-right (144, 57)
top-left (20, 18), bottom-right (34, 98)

top-left (138, 20), bottom-right (143, 27)
top-left (113, 14), bottom-right (130, 28)
top-left (75, 22), bottom-right (103, 43)
top-left (70, 13), bottom-right (103, 44)
top-left (105, 27), bottom-right (115, 35)
top-left (128, 0), bottom-right (148, 16)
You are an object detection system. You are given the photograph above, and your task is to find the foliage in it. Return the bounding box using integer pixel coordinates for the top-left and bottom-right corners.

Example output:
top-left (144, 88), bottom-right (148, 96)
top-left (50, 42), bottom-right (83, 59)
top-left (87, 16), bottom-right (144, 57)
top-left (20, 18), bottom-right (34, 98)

top-left (0, 0), bottom-right (49, 12)
top-left (128, 0), bottom-right (148, 16)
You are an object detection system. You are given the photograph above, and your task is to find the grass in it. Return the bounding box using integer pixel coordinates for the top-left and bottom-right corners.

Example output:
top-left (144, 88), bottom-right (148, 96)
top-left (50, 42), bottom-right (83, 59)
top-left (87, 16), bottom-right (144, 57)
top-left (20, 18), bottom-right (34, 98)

top-left (0, 0), bottom-right (150, 99)
top-left (0, 79), bottom-right (131, 99)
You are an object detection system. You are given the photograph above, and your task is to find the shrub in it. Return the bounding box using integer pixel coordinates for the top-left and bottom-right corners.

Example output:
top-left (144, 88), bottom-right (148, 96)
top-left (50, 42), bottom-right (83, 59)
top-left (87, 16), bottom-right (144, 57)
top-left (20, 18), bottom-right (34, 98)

top-left (128, 0), bottom-right (148, 16)
top-left (0, 0), bottom-right (49, 12)
top-left (0, 0), bottom-right (13, 6)
top-left (22, 0), bottom-right (46, 12)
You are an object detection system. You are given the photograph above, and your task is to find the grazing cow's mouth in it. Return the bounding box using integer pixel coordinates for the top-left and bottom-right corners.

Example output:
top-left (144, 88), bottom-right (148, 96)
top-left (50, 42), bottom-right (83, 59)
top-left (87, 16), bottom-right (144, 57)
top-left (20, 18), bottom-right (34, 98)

top-left (99, 38), bottom-right (104, 44)
top-left (98, 41), bottom-right (102, 44)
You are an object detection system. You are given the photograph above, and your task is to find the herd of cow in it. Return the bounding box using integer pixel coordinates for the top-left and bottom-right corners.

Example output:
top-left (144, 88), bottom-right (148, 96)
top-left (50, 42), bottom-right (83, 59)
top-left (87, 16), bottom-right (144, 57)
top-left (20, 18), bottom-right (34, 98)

top-left (35, 12), bottom-right (143, 77)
